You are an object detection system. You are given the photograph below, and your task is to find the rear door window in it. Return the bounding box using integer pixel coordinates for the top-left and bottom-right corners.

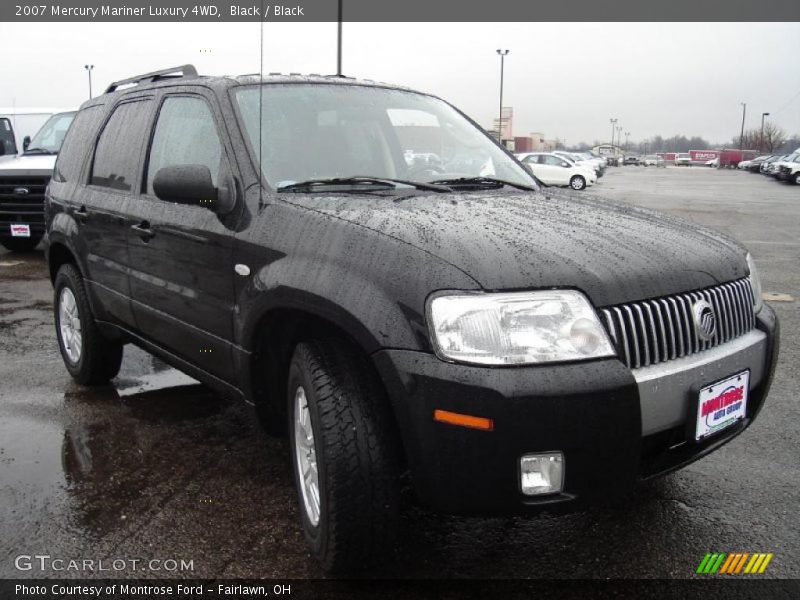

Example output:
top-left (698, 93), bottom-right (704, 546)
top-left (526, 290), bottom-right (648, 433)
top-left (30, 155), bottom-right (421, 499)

top-left (91, 100), bottom-right (153, 192)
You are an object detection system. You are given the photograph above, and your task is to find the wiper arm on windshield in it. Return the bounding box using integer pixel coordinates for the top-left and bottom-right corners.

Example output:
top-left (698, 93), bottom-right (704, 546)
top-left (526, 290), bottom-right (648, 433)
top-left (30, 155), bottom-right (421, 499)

top-left (430, 176), bottom-right (536, 191)
top-left (23, 147), bottom-right (56, 155)
top-left (277, 176), bottom-right (452, 193)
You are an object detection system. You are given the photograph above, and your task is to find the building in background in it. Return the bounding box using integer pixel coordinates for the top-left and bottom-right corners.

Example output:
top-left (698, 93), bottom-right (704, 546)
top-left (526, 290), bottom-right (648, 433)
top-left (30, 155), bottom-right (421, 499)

top-left (489, 107), bottom-right (514, 145)
top-left (513, 132), bottom-right (559, 153)
top-left (592, 143), bottom-right (624, 159)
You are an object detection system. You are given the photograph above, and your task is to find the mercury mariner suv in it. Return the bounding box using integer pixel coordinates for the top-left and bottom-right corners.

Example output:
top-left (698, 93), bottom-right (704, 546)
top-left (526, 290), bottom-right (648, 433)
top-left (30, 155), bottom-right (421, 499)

top-left (45, 65), bottom-right (779, 572)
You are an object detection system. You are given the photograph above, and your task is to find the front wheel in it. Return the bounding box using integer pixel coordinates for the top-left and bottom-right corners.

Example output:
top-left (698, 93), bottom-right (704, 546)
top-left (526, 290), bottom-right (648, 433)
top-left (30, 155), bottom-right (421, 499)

top-left (54, 264), bottom-right (123, 385)
top-left (570, 175), bottom-right (586, 190)
top-left (794, 172), bottom-right (800, 185)
top-left (1, 236), bottom-right (41, 252)
top-left (287, 339), bottom-right (400, 572)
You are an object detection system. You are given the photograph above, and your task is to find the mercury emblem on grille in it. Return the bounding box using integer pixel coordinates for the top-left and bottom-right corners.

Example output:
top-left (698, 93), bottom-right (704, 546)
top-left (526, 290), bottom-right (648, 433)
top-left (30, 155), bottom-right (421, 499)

top-left (13, 187), bottom-right (31, 195)
top-left (692, 299), bottom-right (716, 341)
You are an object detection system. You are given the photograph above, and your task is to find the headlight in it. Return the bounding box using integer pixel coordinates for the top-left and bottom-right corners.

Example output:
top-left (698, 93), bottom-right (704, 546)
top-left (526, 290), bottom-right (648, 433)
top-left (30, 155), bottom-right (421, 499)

top-left (427, 290), bottom-right (616, 365)
top-left (746, 253), bottom-right (763, 313)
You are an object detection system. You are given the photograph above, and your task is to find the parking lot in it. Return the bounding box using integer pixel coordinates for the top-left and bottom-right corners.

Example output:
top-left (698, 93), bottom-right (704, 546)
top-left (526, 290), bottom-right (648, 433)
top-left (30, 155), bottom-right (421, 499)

top-left (0, 165), bottom-right (798, 579)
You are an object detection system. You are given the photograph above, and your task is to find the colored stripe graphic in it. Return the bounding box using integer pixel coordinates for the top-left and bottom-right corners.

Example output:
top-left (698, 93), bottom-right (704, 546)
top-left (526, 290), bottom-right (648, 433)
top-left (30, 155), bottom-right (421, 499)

top-left (710, 553), bottom-right (727, 573)
top-left (696, 553), bottom-right (713, 574)
top-left (719, 553), bottom-right (737, 574)
top-left (697, 552), bottom-right (773, 575)
top-left (734, 553), bottom-right (749, 574)
top-left (758, 554), bottom-right (774, 573)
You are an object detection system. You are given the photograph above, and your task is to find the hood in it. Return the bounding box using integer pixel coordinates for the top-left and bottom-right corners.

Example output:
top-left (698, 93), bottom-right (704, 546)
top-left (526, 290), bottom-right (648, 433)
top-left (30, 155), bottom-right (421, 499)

top-left (282, 190), bottom-right (748, 307)
top-left (0, 153), bottom-right (57, 176)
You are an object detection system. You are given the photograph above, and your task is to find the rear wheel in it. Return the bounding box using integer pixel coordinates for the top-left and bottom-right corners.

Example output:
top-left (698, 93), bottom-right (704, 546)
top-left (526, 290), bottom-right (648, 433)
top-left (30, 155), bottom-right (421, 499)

top-left (287, 339), bottom-right (400, 572)
top-left (54, 264), bottom-right (123, 385)
top-left (570, 175), bottom-right (586, 190)
top-left (794, 172), bottom-right (800, 185)
top-left (1, 236), bottom-right (41, 252)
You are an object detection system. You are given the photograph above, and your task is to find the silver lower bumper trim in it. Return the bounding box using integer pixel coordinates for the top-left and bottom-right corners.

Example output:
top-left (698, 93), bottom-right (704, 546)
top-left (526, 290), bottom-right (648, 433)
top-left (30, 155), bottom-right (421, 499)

top-left (633, 330), bottom-right (767, 436)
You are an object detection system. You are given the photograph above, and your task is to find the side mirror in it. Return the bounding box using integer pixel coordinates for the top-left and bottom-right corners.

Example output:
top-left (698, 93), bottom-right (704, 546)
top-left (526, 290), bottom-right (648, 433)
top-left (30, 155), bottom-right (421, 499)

top-left (23, 136), bottom-right (31, 150)
top-left (561, 162), bottom-right (570, 168)
top-left (152, 164), bottom-right (235, 214)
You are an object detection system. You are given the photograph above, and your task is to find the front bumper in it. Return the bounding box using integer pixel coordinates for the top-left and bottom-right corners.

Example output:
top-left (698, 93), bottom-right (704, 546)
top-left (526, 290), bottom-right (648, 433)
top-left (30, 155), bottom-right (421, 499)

top-left (373, 305), bottom-right (778, 514)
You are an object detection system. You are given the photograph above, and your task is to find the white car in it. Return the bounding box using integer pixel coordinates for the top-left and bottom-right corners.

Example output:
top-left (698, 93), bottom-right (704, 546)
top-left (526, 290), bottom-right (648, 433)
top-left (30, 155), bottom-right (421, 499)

top-left (516, 152), bottom-right (597, 190)
top-left (738, 160), bottom-right (752, 169)
top-left (553, 151), bottom-right (604, 178)
top-left (641, 155), bottom-right (665, 167)
top-left (674, 153), bottom-right (692, 166)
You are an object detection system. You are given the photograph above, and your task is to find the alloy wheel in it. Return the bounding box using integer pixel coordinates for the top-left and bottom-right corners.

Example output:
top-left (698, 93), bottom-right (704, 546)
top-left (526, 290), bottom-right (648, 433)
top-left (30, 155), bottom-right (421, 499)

top-left (293, 385), bottom-right (321, 526)
top-left (58, 287), bottom-right (82, 363)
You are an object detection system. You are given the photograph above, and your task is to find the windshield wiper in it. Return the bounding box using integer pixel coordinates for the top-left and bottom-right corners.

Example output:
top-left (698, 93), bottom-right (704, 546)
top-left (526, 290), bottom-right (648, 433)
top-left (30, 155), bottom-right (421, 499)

top-left (23, 147), bottom-right (56, 155)
top-left (429, 176), bottom-right (536, 191)
top-left (277, 176), bottom-right (452, 193)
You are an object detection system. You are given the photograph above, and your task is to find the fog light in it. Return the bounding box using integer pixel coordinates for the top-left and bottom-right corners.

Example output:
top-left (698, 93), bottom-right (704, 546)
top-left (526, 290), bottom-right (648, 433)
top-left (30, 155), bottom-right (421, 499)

top-left (520, 452), bottom-right (564, 495)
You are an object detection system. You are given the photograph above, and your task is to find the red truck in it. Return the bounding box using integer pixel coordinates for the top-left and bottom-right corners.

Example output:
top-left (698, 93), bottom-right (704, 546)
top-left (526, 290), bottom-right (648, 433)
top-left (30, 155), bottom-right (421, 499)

top-left (689, 150), bottom-right (719, 164)
top-left (716, 149), bottom-right (757, 169)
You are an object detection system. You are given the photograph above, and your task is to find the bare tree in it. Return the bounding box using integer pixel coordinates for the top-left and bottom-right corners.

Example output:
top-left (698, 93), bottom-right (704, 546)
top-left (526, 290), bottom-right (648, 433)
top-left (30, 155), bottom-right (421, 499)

top-left (732, 124), bottom-right (787, 153)
top-left (761, 122), bottom-right (788, 153)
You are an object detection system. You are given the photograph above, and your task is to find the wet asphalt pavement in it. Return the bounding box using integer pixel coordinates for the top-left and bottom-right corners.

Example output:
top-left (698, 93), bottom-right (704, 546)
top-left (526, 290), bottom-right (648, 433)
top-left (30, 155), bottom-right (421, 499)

top-left (0, 166), bottom-right (798, 580)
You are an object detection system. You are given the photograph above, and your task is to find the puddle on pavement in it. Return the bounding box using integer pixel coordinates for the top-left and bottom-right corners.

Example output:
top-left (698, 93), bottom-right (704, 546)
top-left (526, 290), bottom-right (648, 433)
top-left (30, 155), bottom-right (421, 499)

top-left (0, 341), bottom-right (236, 542)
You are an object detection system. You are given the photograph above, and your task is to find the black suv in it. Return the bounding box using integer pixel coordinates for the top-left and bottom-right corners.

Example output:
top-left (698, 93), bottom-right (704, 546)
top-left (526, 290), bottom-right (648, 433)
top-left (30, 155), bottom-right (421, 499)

top-left (45, 65), bottom-right (779, 571)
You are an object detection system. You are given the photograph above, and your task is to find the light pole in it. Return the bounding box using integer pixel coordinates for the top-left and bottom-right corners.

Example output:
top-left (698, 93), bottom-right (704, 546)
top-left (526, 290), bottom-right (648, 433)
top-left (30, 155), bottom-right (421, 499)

top-left (336, 0), bottom-right (342, 76)
top-left (496, 49), bottom-right (509, 143)
top-left (739, 102), bottom-right (747, 152)
top-left (625, 131), bottom-right (630, 152)
top-left (84, 64), bottom-right (94, 99)
top-left (759, 112), bottom-right (770, 152)
top-left (610, 118), bottom-right (617, 150)
top-left (617, 125), bottom-right (623, 161)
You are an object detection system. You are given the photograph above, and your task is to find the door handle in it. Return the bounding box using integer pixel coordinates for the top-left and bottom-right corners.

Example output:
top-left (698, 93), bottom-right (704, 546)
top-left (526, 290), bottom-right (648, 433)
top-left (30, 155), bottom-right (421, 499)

top-left (131, 221), bottom-right (155, 241)
top-left (74, 206), bottom-right (89, 222)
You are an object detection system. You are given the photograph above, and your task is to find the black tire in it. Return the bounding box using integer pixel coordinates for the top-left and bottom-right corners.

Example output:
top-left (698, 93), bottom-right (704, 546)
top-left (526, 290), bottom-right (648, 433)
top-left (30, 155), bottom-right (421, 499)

top-left (569, 175), bottom-right (586, 191)
top-left (54, 264), bottom-right (123, 385)
top-left (1, 236), bottom-right (41, 252)
top-left (287, 339), bottom-right (400, 572)
top-left (794, 172), bottom-right (800, 185)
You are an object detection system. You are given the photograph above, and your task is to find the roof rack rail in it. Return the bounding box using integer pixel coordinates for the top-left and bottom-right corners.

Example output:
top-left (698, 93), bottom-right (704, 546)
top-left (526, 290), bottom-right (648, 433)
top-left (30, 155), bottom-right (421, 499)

top-left (104, 65), bottom-right (198, 94)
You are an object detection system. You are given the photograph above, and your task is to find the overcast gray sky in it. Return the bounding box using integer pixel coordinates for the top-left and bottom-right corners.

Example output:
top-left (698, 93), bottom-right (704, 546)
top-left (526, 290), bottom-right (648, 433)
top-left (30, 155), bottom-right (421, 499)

top-left (2, 21), bottom-right (799, 145)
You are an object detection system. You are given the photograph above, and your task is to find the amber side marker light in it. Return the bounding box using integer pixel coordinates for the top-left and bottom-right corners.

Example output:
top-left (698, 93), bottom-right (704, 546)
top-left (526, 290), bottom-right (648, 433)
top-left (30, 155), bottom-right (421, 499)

top-left (433, 409), bottom-right (494, 431)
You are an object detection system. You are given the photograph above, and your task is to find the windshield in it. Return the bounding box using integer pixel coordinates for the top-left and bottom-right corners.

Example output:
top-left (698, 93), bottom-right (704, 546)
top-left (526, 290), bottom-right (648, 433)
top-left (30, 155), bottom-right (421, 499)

top-left (0, 118), bottom-right (16, 156)
top-left (677, 153), bottom-right (690, 158)
top-left (234, 84), bottom-right (535, 190)
top-left (26, 112), bottom-right (76, 153)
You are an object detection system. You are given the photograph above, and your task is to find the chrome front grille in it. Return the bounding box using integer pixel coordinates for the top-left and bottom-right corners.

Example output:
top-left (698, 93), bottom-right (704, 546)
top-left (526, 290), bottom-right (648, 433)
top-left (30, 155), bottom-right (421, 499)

top-left (0, 175), bottom-right (49, 227)
top-left (600, 278), bottom-right (756, 369)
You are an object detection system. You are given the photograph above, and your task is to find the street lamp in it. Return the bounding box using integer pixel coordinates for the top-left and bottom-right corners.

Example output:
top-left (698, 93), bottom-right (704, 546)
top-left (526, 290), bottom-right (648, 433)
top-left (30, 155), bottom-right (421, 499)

top-left (625, 131), bottom-right (630, 152)
top-left (610, 118), bottom-right (617, 150)
top-left (760, 112), bottom-right (770, 152)
top-left (739, 102), bottom-right (747, 152)
top-left (496, 49), bottom-right (509, 143)
top-left (84, 64), bottom-right (94, 99)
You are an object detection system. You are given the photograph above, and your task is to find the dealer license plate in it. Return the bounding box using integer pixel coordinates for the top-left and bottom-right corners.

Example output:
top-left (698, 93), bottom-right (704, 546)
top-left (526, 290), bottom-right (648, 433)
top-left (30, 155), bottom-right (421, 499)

top-left (695, 371), bottom-right (749, 441)
top-left (10, 224), bottom-right (31, 237)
